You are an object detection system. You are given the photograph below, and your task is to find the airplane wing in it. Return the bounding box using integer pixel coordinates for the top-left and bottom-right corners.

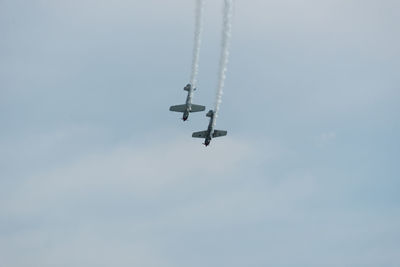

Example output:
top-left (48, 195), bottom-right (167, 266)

top-left (192, 131), bottom-right (208, 138)
top-left (190, 104), bottom-right (206, 113)
top-left (169, 104), bottom-right (186, 112)
top-left (213, 130), bottom-right (227, 138)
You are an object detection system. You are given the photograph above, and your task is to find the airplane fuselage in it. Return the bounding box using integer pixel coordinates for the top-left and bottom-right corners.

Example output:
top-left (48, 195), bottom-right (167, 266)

top-left (204, 111), bottom-right (215, 146)
top-left (182, 88), bottom-right (193, 121)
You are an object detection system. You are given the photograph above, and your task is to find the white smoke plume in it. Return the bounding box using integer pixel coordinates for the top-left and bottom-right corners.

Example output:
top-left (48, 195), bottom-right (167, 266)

top-left (190, 0), bottom-right (205, 90)
top-left (213, 0), bottom-right (234, 128)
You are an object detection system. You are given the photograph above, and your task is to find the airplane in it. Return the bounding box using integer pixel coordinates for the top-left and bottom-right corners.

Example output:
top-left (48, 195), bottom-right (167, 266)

top-left (192, 110), bottom-right (227, 146)
top-left (169, 83), bottom-right (206, 121)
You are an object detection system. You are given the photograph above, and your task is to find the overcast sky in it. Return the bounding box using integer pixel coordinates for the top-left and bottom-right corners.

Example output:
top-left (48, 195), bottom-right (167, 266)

top-left (1, 0), bottom-right (399, 266)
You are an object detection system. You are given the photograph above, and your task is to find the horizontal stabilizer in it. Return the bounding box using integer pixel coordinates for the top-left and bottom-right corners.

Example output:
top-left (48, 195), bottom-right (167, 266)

top-left (213, 130), bottom-right (227, 138)
top-left (192, 131), bottom-right (207, 138)
top-left (184, 84), bottom-right (192, 91)
top-left (190, 104), bottom-right (206, 113)
top-left (169, 104), bottom-right (186, 113)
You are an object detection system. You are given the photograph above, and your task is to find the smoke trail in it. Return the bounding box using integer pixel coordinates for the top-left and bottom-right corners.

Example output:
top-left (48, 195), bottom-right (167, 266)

top-left (213, 0), bottom-right (234, 128)
top-left (190, 0), bottom-right (205, 90)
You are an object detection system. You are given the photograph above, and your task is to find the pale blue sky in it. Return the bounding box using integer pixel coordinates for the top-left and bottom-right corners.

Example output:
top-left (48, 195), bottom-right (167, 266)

top-left (1, 0), bottom-right (399, 266)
